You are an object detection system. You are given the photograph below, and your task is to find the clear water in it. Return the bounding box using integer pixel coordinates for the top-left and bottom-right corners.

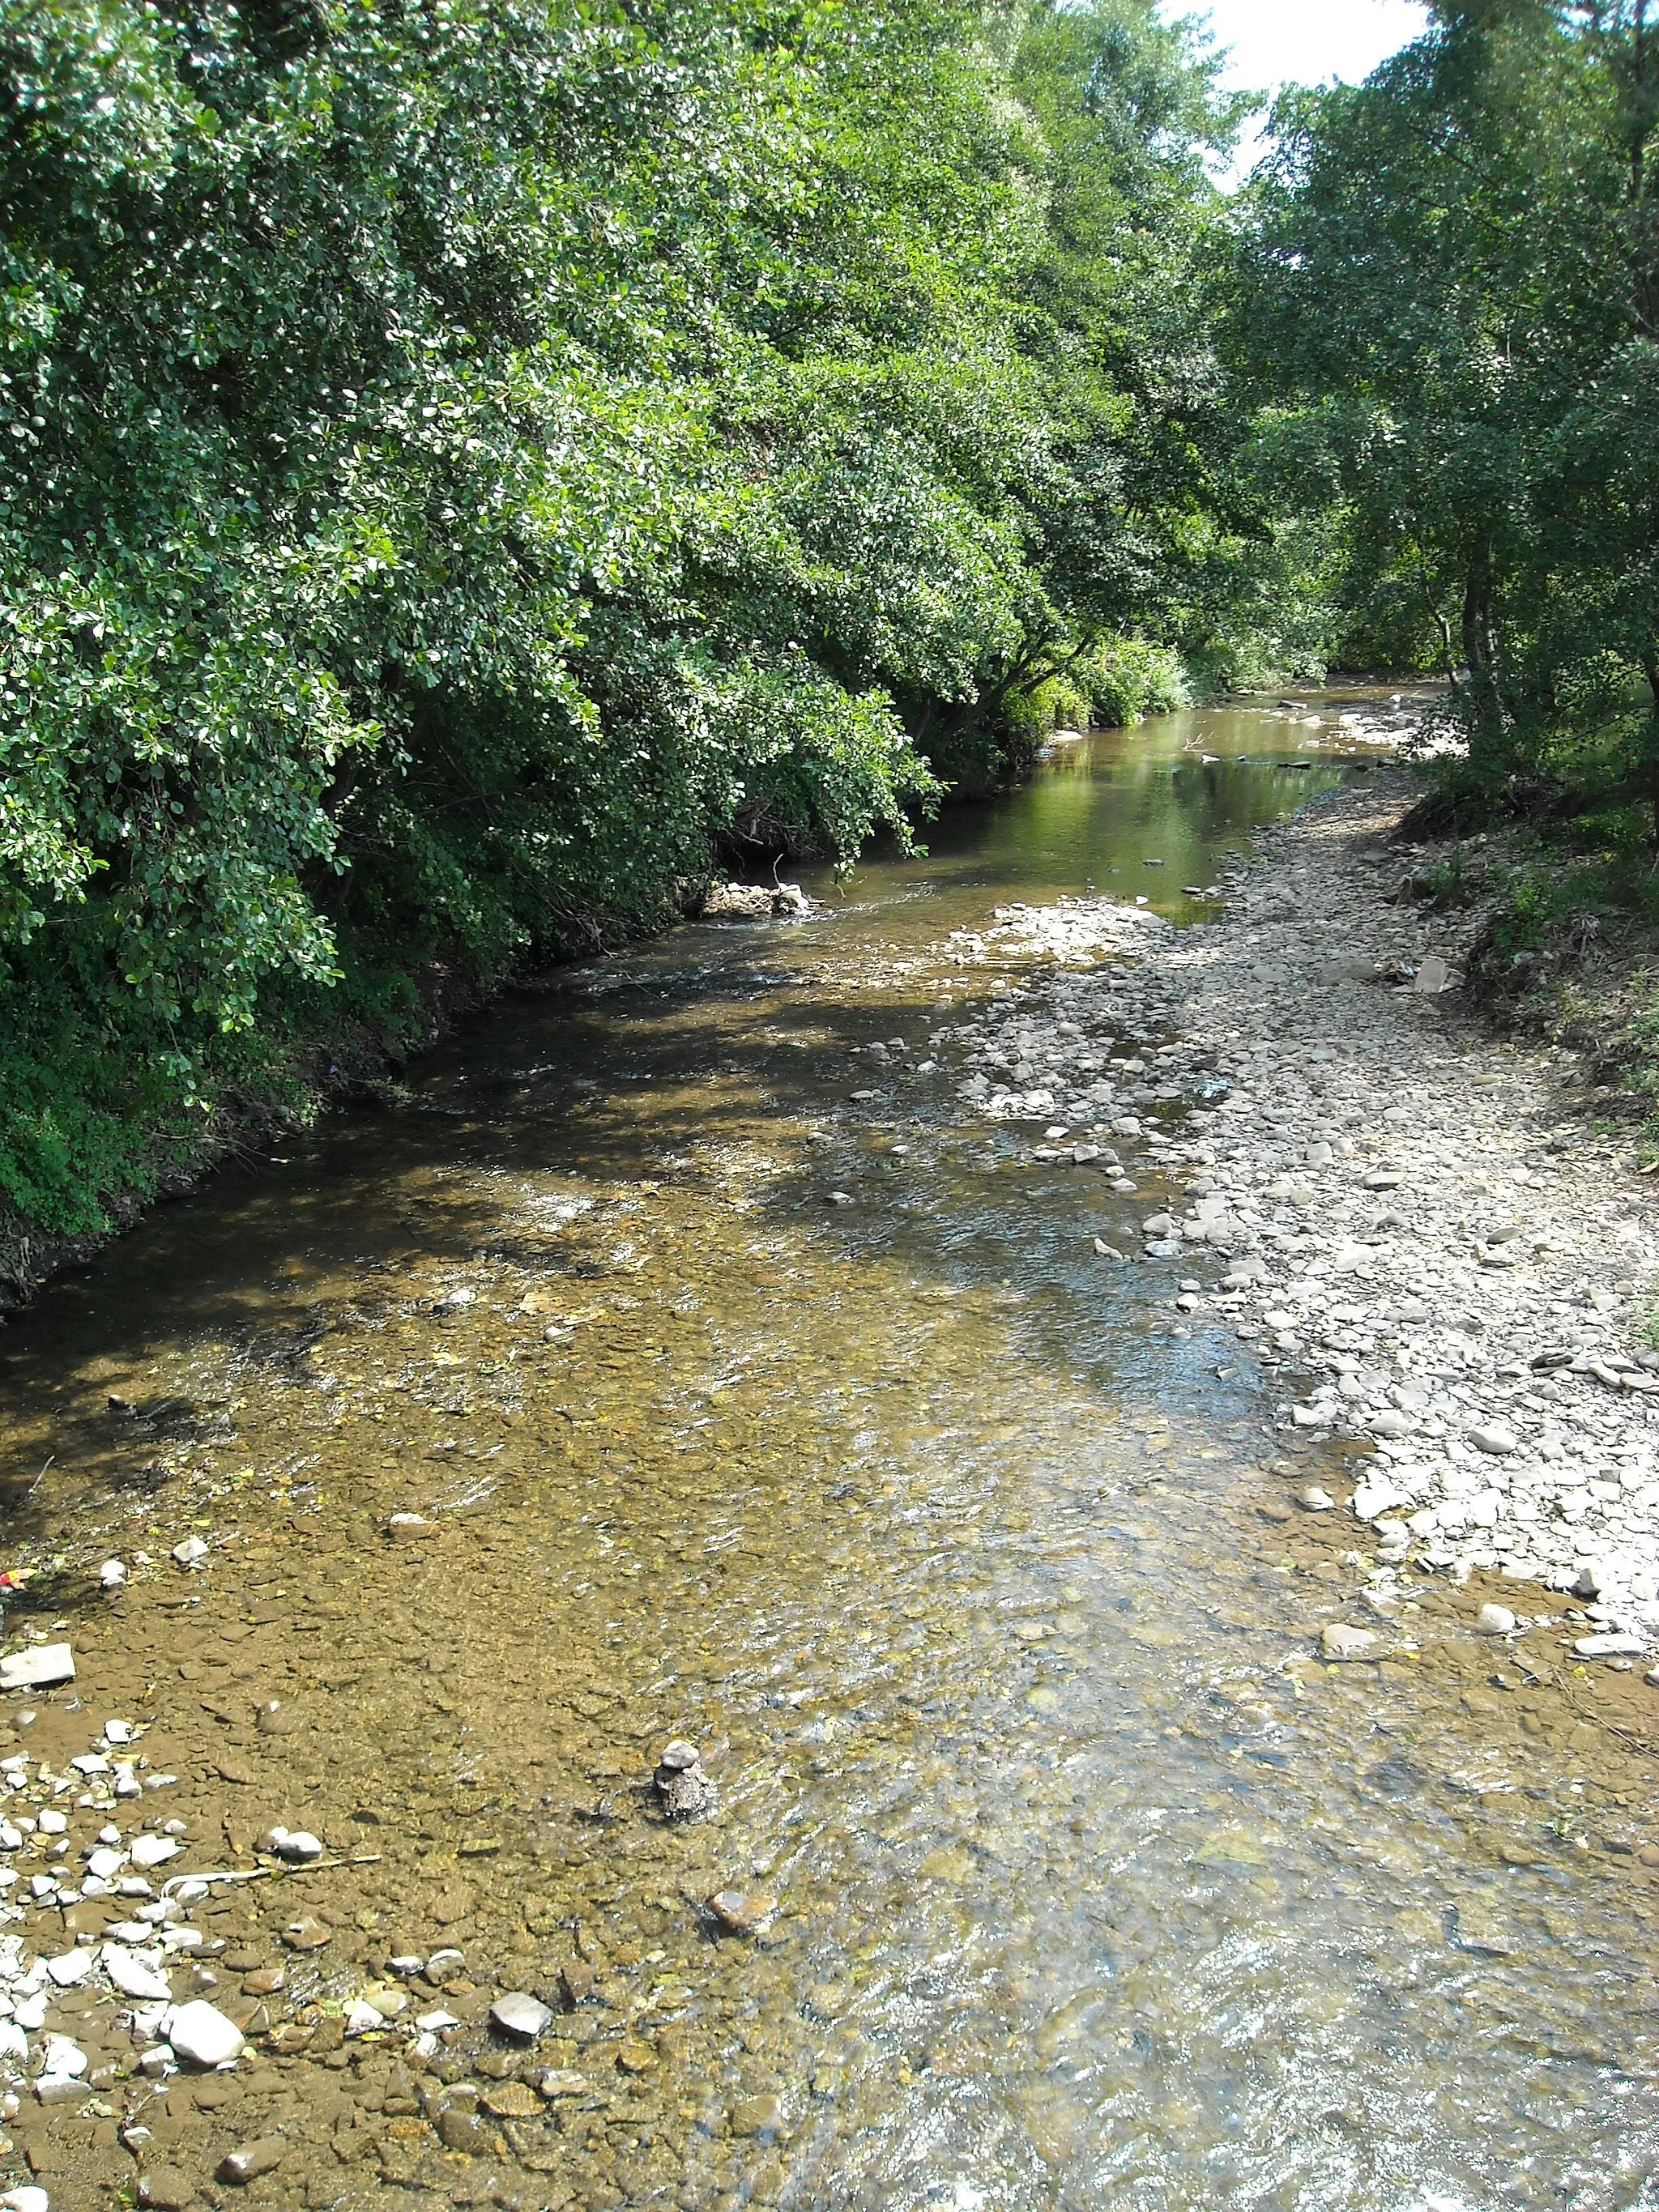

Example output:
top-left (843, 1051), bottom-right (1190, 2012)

top-left (2, 694), bottom-right (1656, 2212)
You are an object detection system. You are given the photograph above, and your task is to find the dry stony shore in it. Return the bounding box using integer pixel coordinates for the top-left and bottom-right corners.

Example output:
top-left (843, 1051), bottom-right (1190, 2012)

top-left (930, 772), bottom-right (1659, 1650)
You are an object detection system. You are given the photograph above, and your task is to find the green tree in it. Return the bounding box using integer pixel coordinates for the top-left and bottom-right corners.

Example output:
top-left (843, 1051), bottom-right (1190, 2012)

top-left (0, 0), bottom-right (1262, 1248)
top-left (1237, 2), bottom-right (1659, 805)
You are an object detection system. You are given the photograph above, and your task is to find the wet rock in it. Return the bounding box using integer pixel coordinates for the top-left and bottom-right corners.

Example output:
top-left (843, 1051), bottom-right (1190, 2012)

top-left (217, 2138), bottom-right (285, 2184)
top-left (653, 1739), bottom-right (712, 1818)
top-left (489, 1992), bottom-right (552, 2041)
top-left (280, 1917), bottom-right (331, 1952)
top-left (386, 1514), bottom-right (440, 1541)
top-left (616, 2038), bottom-right (657, 2074)
top-left (707, 1890), bottom-right (778, 1935)
top-left (557, 1959), bottom-right (595, 2009)
top-left (1320, 1624), bottom-right (1380, 1662)
top-left (164, 2000), bottom-right (244, 2069)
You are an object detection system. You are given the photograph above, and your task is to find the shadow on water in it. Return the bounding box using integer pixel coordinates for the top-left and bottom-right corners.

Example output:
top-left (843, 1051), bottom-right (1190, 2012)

top-left (1, 695), bottom-right (1657, 2212)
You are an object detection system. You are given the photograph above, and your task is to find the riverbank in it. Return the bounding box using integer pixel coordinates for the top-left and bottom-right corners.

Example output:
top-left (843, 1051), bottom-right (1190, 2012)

top-left (933, 768), bottom-right (1659, 1643)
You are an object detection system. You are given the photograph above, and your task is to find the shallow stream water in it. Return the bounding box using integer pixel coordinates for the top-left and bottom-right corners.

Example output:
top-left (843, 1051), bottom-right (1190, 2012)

top-left (3, 696), bottom-right (1659, 2212)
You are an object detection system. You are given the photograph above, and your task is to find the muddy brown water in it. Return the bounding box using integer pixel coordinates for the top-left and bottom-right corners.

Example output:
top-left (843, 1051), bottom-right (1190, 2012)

top-left (2, 697), bottom-right (1659, 2212)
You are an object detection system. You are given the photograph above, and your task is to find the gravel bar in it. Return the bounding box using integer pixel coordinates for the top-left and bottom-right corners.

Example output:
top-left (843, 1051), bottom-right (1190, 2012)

top-left (934, 773), bottom-right (1659, 1644)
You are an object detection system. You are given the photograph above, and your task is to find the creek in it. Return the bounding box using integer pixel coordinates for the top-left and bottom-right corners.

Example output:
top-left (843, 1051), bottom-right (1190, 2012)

top-left (2, 694), bottom-right (1656, 2212)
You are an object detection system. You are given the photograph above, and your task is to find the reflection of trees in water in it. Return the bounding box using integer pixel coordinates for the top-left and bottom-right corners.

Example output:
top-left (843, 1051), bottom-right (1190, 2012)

top-left (970, 718), bottom-right (1359, 886)
top-left (819, 710), bottom-right (1370, 918)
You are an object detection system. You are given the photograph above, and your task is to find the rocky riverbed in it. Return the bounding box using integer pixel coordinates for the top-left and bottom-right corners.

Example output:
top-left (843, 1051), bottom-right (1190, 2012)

top-left (3, 716), bottom-right (1659, 2212)
top-left (931, 773), bottom-right (1659, 1646)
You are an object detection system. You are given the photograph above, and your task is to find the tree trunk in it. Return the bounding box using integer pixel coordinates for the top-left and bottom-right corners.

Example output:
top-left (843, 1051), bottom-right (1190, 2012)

top-left (1460, 551), bottom-right (1506, 748)
top-left (1643, 646), bottom-right (1659, 846)
top-left (1630, 0), bottom-right (1658, 337)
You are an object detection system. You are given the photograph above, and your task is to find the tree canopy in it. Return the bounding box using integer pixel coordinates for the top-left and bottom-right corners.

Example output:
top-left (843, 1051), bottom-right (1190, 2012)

top-left (1, 0), bottom-right (1282, 1243)
top-left (22, 0), bottom-right (1656, 1254)
top-left (1235, 0), bottom-right (1659, 774)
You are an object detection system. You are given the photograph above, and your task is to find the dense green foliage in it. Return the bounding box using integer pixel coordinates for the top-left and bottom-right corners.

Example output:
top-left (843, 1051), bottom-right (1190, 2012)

top-left (2, 0), bottom-right (1307, 1247)
top-left (1231, 2), bottom-right (1659, 1126)
top-left (1237, 1), bottom-right (1659, 804)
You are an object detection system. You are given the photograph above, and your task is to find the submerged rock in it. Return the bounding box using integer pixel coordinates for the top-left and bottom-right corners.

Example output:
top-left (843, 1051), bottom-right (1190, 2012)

top-left (1320, 1623), bottom-right (1380, 1662)
top-left (481, 2078), bottom-right (544, 2118)
top-left (218, 2138), bottom-right (286, 2184)
top-left (706, 1889), bottom-right (778, 1936)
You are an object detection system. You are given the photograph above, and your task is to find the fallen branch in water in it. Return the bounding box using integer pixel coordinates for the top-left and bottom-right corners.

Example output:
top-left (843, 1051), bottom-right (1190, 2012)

top-left (161, 1852), bottom-right (383, 1894)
